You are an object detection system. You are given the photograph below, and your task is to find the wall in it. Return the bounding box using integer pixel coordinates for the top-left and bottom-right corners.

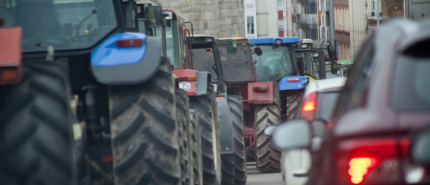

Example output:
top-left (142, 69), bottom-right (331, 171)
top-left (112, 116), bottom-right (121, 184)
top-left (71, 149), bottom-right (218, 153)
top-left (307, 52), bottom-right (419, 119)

top-left (349, 0), bottom-right (370, 58)
top-left (154, 0), bottom-right (245, 38)
top-left (335, 0), bottom-right (352, 60)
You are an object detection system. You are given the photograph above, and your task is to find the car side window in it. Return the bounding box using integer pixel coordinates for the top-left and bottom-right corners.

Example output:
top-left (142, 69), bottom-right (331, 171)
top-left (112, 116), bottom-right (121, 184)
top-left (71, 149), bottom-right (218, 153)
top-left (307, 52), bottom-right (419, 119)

top-left (334, 37), bottom-right (374, 116)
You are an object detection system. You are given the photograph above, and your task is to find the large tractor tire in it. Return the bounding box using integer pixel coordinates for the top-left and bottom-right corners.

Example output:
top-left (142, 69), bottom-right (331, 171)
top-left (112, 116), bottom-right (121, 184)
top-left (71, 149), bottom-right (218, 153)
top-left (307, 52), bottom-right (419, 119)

top-left (227, 95), bottom-right (247, 185)
top-left (0, 60), bottom-right (75, 185)
top-left (286, 90), bottom-right (304, 121)
top-left (175, 89), bottom-right (191, 185)
top-left (189, 86), bottom-right (221, 185)
top-left (109, 57), bottom-right (181, 185)
top-left (254, 104), bottom-right (281, 173)
top-left (189, 110), bottom-right (203, 185)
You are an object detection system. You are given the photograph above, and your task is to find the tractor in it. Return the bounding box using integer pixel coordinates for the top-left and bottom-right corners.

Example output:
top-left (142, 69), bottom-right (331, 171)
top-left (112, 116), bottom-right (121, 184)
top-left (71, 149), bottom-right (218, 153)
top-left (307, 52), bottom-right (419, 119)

top-left (163, 9), bottom-right (247, 185)
top-left (0, 1), bottom-right (196, 185)
top-left (213, 37), bottom-right (326, 173)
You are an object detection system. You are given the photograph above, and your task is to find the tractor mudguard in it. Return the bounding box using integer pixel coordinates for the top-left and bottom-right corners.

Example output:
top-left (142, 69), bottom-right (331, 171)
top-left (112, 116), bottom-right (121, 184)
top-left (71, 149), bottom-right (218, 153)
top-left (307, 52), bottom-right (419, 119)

top-left (247, 81), bottom-right (274, 104)
top-left (278, 76), bottom-right (309, 91)
top-left (216, 97), bottom-right (234, 154)
top-left (90, 33), bottom-right (162, 85)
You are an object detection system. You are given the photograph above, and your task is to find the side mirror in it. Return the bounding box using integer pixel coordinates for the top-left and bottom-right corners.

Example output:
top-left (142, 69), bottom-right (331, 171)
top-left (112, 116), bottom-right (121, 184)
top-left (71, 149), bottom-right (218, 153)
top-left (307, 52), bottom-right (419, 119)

top-left (410, 127), bottom-right (430, 166)
top-left (264, 125), bottom-right (277, 136)
top-left (331, 61), bottom-right (338, 74)
top-left (296, 57), bottom-right (305, 76)
top-left (147, 6), bottom-right (162, 28)
top-left (272, 120), bottom-right (312, 150)
top-left (254, 47), bottom-right (263, 56)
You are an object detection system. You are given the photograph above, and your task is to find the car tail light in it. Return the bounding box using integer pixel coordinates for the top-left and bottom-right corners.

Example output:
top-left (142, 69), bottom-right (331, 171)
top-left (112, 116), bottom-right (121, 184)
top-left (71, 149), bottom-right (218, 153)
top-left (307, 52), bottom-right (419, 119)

top-left (337, 138), bottom-right (405, 185)
top-left (253, 86), bottom-right (268, 92)
top-left (0, 67), bottom-right (20, 84)
top-left (301, 92), bottom-right (317, 121)
top-left (287, 78), bottom-right (299, 82)
top-left (178, 76), bottom-right (197, 81)
top-left (116, 39), bottom-right (143, 48)
top-left (216, 95), bottom-right (225, 98)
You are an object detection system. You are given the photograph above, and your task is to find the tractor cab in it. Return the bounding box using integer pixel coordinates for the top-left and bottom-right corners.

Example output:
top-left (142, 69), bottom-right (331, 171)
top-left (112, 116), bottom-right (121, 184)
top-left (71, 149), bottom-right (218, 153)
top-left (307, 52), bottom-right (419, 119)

top-left (294, 38), bottom-right (323, 81)
top-left (249, 37), bottom-right (300, 82)
top-left (217, 37), bottom-right (260, 83)
top-left (189, 35), bottom-right (228, 90)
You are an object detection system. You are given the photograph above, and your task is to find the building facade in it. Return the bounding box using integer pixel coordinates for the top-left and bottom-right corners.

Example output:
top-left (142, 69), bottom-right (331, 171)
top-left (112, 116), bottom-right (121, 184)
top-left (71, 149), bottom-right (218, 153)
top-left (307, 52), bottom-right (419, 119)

top-left (334, 0), bottom-right (351, 60)
top-left (290, 0), bottom-right (319, 45)
top-left (243, 0), bottom-right (286, 38)
top-left (154, 0), bottom-right (246, 38)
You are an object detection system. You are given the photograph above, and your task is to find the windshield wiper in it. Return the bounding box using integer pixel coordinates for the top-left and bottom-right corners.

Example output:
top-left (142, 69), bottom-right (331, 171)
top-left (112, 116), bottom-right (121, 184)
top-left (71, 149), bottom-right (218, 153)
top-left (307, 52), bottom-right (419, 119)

top-left (62, 0), bottom-right (107, 38)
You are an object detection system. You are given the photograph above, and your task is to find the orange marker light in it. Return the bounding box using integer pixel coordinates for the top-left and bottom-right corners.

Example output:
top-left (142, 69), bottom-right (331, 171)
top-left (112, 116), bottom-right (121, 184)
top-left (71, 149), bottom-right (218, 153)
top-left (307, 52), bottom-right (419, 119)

top-left (216, 95), bottom-right (225, 98)
top-left (253, 86), bottom-right (268, 92)
top-left (178, 76), bottom-right (197, 81)
top-left (0, 68), bottom-right (20, 84)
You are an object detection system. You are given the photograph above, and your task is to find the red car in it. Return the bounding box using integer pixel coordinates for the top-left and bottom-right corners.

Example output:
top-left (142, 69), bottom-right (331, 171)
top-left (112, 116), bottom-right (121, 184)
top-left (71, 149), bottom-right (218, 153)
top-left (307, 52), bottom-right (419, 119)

top-left (270, 19), bottom-right (430, 185)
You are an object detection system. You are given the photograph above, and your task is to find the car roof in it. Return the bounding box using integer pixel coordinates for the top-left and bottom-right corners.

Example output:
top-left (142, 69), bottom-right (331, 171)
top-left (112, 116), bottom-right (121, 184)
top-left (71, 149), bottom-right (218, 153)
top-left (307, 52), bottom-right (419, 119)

top-left (304, 77), bottom-right (346, 97)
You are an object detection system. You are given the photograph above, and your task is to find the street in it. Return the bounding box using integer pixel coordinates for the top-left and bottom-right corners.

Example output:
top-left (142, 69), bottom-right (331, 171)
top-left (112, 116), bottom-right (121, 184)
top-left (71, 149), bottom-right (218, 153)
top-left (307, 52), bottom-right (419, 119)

top-left (246, 162), bottom-right (284, 185)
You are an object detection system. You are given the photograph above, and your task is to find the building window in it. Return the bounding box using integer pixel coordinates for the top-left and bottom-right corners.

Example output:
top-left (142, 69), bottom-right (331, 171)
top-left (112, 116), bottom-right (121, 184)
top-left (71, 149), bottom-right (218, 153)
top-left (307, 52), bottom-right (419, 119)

top-left (306, 29), bottom-right (318, 40)
top-left (247, 16), bottom-right (254, 34)
top-left (372, 1), bottom-right (375, 10)
top-left (277, 0), bottom-right (283, 10)
top-left (305, 3), bottom-right (317, 14)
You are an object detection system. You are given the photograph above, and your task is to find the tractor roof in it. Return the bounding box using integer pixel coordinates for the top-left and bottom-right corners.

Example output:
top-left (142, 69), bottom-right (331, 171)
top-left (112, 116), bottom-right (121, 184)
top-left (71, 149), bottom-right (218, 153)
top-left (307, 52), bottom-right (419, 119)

top-left (217, 37), bottom-right (250, 44)
top-left (162, 8), bottom-right (185, 20)
top-left (249, 37), bottom-right (300, 44)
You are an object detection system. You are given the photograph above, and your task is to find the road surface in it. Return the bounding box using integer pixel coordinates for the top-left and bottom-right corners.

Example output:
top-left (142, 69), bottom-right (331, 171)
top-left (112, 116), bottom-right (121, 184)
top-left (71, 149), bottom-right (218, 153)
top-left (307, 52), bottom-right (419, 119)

top-left (246, 162), bottom-right (283, 185)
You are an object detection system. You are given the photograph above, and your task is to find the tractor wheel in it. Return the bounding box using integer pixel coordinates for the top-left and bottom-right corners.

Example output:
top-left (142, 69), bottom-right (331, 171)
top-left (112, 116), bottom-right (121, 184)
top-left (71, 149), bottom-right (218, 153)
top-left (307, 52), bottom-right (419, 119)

top-left (227, 95), bottom-right (247, 185)
top-left (0, 60), bottom-right (75, 185)
top-left (246, 146), bottom-right (256, 162)
top-left (189, 110), bottom-right (203, 185)
top-left (189, 86), bottom-right (221, 185)
top-left (286, 90), bottom-right (304, 121)
top-left (254, 104), bottom-right (281, 173)
top-left (109, 57), bottom-right (181, 185)
top-left (175, 89), bottom-right (191, 185)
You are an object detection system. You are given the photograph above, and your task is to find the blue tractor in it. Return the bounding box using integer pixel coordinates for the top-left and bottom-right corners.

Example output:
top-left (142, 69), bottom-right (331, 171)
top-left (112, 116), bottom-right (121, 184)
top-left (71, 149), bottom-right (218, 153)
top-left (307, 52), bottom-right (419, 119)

top-left (248, 37), bottom-right (328, 173)
top-left (0, 1), bottom-right (194, 185)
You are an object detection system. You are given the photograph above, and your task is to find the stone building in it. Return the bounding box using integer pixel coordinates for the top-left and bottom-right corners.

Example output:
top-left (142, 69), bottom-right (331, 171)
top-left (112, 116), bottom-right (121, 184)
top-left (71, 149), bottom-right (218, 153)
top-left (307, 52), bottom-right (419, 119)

top-left (153, 0), bottom-right (245, 38)
top-left (334, 0), bottom-right (352, 60)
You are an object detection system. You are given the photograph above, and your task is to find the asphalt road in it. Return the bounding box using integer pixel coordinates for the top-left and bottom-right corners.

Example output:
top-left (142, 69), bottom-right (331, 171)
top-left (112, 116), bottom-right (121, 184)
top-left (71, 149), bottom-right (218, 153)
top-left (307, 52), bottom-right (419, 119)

top-left (246, 162), bottom-right (283, 185)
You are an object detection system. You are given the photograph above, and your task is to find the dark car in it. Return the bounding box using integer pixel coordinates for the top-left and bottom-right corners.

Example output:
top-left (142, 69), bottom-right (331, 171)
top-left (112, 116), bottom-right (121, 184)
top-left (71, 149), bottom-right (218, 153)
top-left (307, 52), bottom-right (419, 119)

top-left (269, 19), bottom-right (430, 185)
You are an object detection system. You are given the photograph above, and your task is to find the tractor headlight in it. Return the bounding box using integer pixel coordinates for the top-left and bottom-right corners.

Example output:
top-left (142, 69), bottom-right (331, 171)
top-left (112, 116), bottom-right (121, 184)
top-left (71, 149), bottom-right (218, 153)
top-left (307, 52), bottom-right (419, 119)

top-left (275, 39), bottom-right (282, 45)
top-left (205, 38), bottom-right (214, 42)
top-left (301, 44), bottom-right (308, 48)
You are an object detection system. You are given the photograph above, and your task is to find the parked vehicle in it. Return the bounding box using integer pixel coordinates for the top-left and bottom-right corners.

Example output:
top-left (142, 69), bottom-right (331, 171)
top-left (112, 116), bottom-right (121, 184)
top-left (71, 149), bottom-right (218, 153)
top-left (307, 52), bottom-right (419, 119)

top-left (248, 37), bottom-right (328, 172)
top-left (269, 19), bottom-right (430, 185)
top-left (278, 77), bottom-right (346, 185)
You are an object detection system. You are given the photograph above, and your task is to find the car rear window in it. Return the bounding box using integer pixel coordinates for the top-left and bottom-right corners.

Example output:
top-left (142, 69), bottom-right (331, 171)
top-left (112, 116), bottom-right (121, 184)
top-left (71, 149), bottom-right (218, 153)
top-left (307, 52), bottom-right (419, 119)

top-left (315, 92), bottom-right (341, 121)
top-left (392, 54), bottom-right (430, 111)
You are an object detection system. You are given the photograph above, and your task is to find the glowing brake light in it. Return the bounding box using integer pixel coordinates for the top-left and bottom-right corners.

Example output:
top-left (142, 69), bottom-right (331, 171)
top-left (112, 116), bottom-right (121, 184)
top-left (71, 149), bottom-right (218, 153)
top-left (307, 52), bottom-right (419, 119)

top-left (102, 156), bottom-right (113, 163)
top-left (348, 157), bottom-right (377, 184)
top-left (301, 92), bottom-right (317, 121)
top-left (178, 76), bottom-right (197, 81)
top-left (287, 78), bottom-right (299, 82)
top-left (116, 39), bottom-right (143, 48)
top-left (216, 95), bottom-right (225, 98)
top-left (253, 86), bottom-right (268, 92)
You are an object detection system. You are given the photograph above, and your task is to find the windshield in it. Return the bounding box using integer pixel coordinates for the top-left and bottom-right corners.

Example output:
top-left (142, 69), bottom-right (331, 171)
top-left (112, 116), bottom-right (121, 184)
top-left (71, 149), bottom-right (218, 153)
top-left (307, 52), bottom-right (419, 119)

top-left (218, 43), bottom-right (255, 82)
top-left (192, 48), bottom-right (218, 82)
top-left (166, 20), bottom-right (182, 68)
top-left (252, 45), bottom-right (293, 82)
top-left (299, 51), bottom-right (313, 75)
top-left (0, 0), bottom-right (117, 52)
top-left (392, 55), bottom-right (430, 110)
